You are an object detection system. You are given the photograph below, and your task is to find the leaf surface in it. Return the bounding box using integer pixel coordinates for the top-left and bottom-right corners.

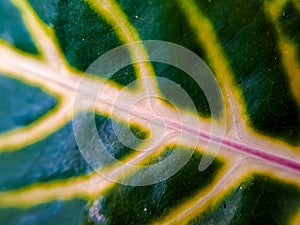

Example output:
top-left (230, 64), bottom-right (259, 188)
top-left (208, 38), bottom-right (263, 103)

top-left (0, 0), bottom-right (300, 224)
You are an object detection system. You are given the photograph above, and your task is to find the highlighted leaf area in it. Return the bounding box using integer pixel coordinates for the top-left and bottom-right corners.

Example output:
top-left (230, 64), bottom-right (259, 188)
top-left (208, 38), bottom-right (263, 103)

top-left (0, 75), bottom-right (57, 133)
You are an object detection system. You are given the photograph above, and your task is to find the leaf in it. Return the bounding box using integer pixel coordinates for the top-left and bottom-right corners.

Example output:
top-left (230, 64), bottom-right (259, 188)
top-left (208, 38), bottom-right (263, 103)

top-left (0, 0), bottom-right (300, 225)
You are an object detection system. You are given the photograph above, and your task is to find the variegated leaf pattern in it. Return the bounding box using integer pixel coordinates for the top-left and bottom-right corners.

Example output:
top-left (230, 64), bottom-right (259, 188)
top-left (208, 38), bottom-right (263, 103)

top-left (0, 0), bottom-right (300, 224)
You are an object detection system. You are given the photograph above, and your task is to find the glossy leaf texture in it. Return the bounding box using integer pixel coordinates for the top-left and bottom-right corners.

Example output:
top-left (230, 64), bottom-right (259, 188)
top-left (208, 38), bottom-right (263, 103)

top-left (0, 0), bottom-right (300, 224)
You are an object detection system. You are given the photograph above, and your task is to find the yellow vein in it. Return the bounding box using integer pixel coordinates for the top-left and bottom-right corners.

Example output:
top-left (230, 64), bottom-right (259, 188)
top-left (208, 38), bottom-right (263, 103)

top-left (11, 0), bottom-right (68, 71)
top-left (291, 209), bottom-right (300, 225)
top-left (85, 0), bottom-right (158, 93)
top-left (0, 141), bottom-right (151, 207)
top-left (176, 0), bottom-right (300, 149)
top-left (0, 172), bottom-right (110, 208)
top-left (1, 135), bottom-right (299, 208)
top-left (278, 41), bottom-right (300, 106)
top-left (175, 0), bottom-right (245, 134)
top-left (0, 41), bottom-right (75, 92)
top-left (0, 40), bottom-right (125, 102)
top-left (0, 140), bottom-right (179, 207)
top-left (154, 158), bottom-right (300, 225)
top-left (0, 99), bottom-right (73, 152)
top-left (153, 159), bottom-right (248, 225)
top-left (265, 0), bottom-right (300, 106)
top-left (266, 0), bottom-right (287, 19)
top-left (292, 0), bottom-right (300, 13)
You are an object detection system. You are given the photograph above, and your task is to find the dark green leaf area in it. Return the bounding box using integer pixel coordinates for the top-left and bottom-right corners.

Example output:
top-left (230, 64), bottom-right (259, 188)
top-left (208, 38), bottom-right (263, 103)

top-left (279, 2), bottom-right (300, 62)
top-left (190, 174), bottom-right (300, 225)
top-left (154, 62), bottom-right (211, 117)
top-left (117, 0), bottom-right (205, 58)
top-left (0, 75), bottom-right (57, 133)
top-left (0, 119), bottom-right (92, 192)
top-left (129, 124), bottom-right (148, 140)
top-left (0, 199), bottom-right (87, 225)
top-left (86, 150), bottom-right (223, 225)
top-left (0, 0), bottom-right (38, 54)
top-left (28, 0), bottom-right (136, 86)
top-left (94, 114), bottom-right (147, 161)
top-left (26, 0), bottom-right (59, 26)
top-left (109, 65), bottom-right (136, 87)
top-left (0, 113), bottom-right (145, 191)
top-left (117, 0), bottom-right (222, 97)
top-left (195, 0), bottom-right (300, 145)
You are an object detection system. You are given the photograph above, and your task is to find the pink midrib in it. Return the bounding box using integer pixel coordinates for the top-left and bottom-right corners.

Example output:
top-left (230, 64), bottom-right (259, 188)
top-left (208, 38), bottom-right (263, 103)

top-left (98, 96), bottom-right (300, 174)
top-left (167, 119), bottom-right (300, 173)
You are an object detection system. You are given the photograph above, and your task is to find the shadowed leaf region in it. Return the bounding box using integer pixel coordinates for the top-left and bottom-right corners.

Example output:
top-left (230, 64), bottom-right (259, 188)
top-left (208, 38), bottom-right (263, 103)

top-left (0, 75), bottom-right (57, 133)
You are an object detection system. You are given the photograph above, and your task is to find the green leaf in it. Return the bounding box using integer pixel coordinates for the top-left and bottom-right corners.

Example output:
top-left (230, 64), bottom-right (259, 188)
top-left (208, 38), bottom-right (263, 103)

top-left (0, 0), bottom-right (300, 224)
top-left (0, 199), bottom-right (87, 225)
top-left (0, 0), bottom-right (37, 54)
top-left (0, 75), bottom-right (57, 133)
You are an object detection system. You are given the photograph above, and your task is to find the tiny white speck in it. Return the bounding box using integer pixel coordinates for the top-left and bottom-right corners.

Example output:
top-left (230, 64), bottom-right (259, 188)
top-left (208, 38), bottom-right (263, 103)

top-left (135, 15), bottom-right (139, 19)
top-left (144, 208), bottom-right (147, 211)
top-left (82, 38), bottom-right (85, 41)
